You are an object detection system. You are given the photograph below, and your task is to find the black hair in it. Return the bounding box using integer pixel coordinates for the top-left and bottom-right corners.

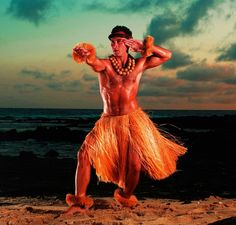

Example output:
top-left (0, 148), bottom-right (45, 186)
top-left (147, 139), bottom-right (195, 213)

top-left (108, 25), bottom-right (132, 40)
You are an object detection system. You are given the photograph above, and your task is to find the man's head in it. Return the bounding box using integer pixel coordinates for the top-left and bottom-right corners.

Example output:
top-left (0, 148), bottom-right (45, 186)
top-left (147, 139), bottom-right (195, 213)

top-left (108, 26), bottom-right (133, 56)
top-left (108, 26), bottom-right (132, 40)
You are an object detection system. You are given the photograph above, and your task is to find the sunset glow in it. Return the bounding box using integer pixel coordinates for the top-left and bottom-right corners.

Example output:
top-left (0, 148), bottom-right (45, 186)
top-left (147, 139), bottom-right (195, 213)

top-left (0, 0), bottom-right (235, 109)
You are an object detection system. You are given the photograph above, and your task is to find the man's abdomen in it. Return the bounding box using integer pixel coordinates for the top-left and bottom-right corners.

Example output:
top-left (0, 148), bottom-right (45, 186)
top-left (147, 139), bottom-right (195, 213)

top-left (102, 88), bottom-right (139, 116)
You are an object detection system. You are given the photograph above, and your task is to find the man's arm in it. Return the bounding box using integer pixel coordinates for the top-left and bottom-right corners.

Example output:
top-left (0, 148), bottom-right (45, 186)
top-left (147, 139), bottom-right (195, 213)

top-left (124, 38), bottom-right (172, 70)
top-left (86, 58), bottom-right (106, 73)
top-left (144, 45), bottom-right (172, 70)
top-left (73, 44), bottom-right (106, 72)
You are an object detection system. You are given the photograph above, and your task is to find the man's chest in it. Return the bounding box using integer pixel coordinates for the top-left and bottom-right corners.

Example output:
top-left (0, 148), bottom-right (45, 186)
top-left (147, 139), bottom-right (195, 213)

top-left (103, 71), bottom-right (142, 89)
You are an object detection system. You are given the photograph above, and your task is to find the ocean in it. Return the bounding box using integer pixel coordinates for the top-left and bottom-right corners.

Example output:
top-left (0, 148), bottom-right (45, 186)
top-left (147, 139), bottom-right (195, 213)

top-left (0, 108), bottom-right (236, 159)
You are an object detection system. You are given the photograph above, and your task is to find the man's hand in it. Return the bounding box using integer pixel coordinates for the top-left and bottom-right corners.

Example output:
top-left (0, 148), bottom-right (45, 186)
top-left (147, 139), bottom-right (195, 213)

top-left (124, 39), bottom-right (144, 53)
top-left (72, 43), bottom-right (96, 64)
top-left (73, 45), bottom-right (91, 61)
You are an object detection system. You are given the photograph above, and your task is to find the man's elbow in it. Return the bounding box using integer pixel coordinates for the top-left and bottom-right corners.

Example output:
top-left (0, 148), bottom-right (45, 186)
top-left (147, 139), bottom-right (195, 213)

top-left (162, 52), bottom-right (172, 63)
top-left (166, 51), bottom-right (172, 61)
top-left (162, 51), bottom-right (172, 62)
top-left (91, 64), bottom-right (105, 73)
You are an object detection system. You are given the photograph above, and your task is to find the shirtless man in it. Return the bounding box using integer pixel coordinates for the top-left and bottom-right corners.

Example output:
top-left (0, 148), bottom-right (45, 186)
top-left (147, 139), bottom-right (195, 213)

top-left (65, 26), bottom-right (186, 213)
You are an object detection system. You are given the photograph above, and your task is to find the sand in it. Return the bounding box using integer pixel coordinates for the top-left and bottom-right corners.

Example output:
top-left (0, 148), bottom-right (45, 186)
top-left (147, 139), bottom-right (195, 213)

top-left (0, 196), bottom-right (235, 225)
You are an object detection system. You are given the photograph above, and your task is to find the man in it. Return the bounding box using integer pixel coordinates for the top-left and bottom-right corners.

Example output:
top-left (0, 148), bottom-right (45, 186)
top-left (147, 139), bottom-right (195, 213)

top-left (66, 26), bottom-right (187, 213)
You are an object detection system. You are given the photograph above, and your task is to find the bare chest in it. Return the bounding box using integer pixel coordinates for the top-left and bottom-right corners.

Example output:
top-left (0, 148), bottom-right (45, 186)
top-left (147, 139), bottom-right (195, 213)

top-left (104, 71), bottom-right (141, 90)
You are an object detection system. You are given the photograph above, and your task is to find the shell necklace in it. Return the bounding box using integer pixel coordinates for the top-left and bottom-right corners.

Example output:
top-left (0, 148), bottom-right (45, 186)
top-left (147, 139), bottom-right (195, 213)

top-left (109, 55), bottom-right (135, 76)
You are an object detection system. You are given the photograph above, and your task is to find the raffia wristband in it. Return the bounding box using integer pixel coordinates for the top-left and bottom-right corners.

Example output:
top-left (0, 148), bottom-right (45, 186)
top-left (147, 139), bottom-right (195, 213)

top-left (142, 35), bottom-right (154, 57)
top-left (72, 43), bottom-right (96, 64)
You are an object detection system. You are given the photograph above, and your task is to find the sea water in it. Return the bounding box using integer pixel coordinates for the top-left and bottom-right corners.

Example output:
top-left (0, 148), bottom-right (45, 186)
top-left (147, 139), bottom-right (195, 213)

top-left (0, 108), bottom-right (236, 159)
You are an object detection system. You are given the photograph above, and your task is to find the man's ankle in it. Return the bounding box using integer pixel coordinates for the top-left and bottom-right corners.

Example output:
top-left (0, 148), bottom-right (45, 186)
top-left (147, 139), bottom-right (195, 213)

top-left (76, 193), bottom-right (86, 198)
top-left (120, 189), bottom-right (131, 198)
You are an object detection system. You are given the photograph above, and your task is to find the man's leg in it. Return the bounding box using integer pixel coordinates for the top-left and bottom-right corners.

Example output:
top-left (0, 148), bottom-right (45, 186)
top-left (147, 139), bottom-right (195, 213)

top-left (65, 148), bottom-right (93, 213)
top-left (123, 148), bottom-right (141, 198)
top-left (114, 147), bottom-right (141, 207)
top-left (75, 149), bottom-right (91, 197)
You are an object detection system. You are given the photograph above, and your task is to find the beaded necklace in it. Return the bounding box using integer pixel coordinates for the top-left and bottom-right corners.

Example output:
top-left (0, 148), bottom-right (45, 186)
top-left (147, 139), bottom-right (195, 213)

top-left (109, 55), bottom-right (135, 76)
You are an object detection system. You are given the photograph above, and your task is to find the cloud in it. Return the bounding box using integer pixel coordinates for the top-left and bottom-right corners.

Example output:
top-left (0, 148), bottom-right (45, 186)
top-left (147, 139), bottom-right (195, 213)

top-left (47, 80), bottom-right (81, 92)
top-left (120, 0), bottom-right (158, 13)
top-left (80, 73), bottom-right (99, 93)
top-left (81, 73), bottom-right (97, 82)
top-left (60, 70), bottom-right (72, 77)
top-left (84, 0), bottom-right (189, 15)
top-left (139, 77), bottom-right (220, 97)
top-left (147, 0), bottom-right (221, 44)
top-left (6, 0), bottom-right (54, 26)
top-left (221, 88), bottom-right (236, 95)
top-left (212, 96), bottom-right (236, 104)
top-left (216, 43), bottom-right (236, 61)
top-left (20, 69), bottom-right (55, 80)
top-left (176, 63), bottom-right (236, 82)
top-left (139, 76), bottom-right (181, 97)
top-left (18, 68), bottom-right (83, 92)
top-left (141, 76), bottom-right (178, 87)
top-left (146, 13), bottom-right (179, 44)
top-left (186, 94), bottom-right (236, 105)
top-left (67, 53), bottom-right (72, 58)
top-left (15, 83), bottom-right (42, 93)
top-left (88, 82), bottom-right (99, 93)
top-left (162, 49), bottom-right (193, 69)
top-left (138, 64), bottom-right (236, 103)
top-left (139, 87), bottom-right (168, 97)
top-left (84, 0), bottom-right (156, 13)
top-left (174, 82), bottom-right (219, 95)
top-left (223, 77), bottom-right (236, 85)
top-left (180, 0), bottom-right (217, 33)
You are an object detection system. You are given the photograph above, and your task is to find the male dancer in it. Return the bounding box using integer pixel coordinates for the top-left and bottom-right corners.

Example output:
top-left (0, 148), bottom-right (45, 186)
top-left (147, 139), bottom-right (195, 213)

top-left (66, 26), bottom-right (186, 212)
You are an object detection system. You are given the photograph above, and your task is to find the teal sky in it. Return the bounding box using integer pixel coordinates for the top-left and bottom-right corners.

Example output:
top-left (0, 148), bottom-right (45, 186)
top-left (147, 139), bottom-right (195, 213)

top-left (0, 0), bottom-right (235, 109)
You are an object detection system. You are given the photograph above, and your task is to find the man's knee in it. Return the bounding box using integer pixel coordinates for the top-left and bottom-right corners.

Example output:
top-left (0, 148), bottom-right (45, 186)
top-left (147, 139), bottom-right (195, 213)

top-left (128, 150), bottom-right (141, 173)
top-left (131, 160), bottom-right (141, 173)
top-left (77, 149), bottom-right (89, 165)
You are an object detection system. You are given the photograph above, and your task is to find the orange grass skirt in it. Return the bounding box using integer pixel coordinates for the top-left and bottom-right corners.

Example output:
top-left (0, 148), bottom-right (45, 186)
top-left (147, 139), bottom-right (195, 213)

top-left (80, 108), bottom-right (187, 189)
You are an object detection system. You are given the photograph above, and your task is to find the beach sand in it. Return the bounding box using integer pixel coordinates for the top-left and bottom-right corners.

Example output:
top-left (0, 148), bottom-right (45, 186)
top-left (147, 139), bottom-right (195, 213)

top-left (0, 196), bottom-right (235, 225)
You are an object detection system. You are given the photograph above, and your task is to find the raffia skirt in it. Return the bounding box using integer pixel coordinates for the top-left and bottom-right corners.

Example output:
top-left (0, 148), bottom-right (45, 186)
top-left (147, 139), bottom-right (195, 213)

top-left (80, 108), bottom-right (187, 189)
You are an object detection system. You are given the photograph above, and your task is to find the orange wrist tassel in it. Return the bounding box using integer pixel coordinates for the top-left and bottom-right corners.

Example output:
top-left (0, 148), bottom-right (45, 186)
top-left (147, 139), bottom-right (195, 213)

top-left (142, 35), bottom-right (154, 57)
top-left (72, 43), bottom-right (96, 64)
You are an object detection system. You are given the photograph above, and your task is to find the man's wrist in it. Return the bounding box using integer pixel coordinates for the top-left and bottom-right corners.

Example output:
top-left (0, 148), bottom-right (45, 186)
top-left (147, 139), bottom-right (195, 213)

top-left (86, 53), bottom-right (96, 64)
top-left (142, 35), bottom-right (154, 57)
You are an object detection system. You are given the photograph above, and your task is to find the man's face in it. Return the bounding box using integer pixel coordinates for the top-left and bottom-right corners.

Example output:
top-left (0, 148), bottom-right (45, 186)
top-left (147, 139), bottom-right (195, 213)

top-left (110, 37), bottom-right (128, 56)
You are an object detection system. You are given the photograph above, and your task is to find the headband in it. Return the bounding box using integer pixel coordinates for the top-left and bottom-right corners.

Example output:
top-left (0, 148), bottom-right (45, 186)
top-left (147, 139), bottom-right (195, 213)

top-left (108, 31), bottom-right (132, 40)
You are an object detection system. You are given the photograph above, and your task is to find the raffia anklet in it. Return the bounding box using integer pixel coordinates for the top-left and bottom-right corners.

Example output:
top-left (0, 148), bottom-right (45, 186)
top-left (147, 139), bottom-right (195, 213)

top-left (114, 189), bottom-right (138, 208)
top-left (66, 193), bottom-right (94, 209)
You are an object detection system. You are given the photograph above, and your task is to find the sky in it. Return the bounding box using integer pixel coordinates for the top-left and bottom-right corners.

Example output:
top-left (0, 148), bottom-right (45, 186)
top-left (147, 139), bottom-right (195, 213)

top-left (0, 0), bottom-right (235, 109)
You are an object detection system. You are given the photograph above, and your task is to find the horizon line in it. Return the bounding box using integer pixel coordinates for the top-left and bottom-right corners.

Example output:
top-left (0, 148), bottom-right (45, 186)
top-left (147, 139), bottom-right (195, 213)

top-left (0, 107), bottom-right (236, 111)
